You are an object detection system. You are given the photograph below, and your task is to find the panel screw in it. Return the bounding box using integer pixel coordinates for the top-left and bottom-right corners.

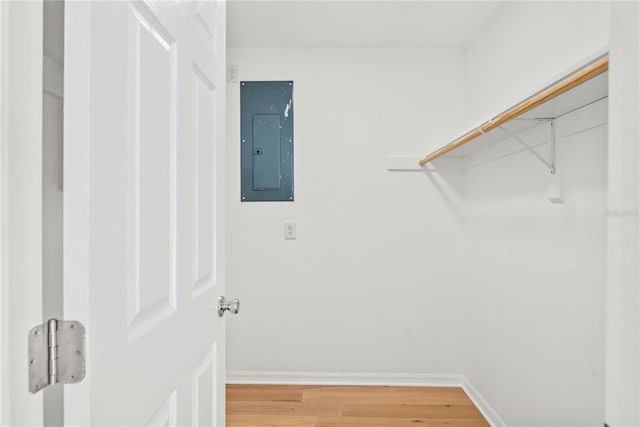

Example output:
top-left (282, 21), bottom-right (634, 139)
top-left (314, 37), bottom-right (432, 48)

top-left (34, 330), bottom-right (40, 336)
top-left (34, 384), bottom-right (39, 390)
top-left (69, 324), bottom-right (75, 329)
top-left (70, 375), bottom-right (75, 380)
top-left (30, 359), bottom-right (35, 365)
top-left (76, 350), bottom-right (82, 356)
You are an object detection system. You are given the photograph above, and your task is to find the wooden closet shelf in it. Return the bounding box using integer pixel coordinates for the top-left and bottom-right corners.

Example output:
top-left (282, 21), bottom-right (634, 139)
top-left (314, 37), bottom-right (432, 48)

top-left (419, 55), bottom-right (609, 166)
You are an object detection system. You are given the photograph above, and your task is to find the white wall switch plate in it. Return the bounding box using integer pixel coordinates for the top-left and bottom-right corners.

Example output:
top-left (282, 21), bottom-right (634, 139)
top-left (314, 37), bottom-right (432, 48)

top-left (284, 222), bottom-right (296, 240)
top-left (227, 65), bottom-right (238, 83)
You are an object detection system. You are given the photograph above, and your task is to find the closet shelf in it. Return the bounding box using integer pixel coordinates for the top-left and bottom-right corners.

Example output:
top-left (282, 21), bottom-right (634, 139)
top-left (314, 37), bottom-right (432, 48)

top-left (419, 55), bottom-right (609, 167)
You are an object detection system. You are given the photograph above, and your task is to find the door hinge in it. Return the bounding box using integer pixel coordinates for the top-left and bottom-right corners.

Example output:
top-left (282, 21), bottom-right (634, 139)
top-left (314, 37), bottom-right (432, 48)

top-left (28, 319), bottom-right (85, 393)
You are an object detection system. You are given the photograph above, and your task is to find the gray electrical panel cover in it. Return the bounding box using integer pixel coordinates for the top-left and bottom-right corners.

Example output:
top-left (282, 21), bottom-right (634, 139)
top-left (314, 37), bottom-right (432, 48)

top-left (241, 81), bottom-right (294, 202)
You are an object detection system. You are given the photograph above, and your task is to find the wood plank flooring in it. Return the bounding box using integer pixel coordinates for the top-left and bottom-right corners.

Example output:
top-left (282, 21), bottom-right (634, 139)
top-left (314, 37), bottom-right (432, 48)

top-left (226, 385), bottom-right (490, 427)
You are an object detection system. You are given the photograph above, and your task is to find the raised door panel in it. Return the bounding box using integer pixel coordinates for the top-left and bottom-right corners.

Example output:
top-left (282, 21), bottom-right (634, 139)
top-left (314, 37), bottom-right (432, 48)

top-left (192, 346), bottom-right (216, 427)
top-left (125, 2), bottom-right (178, 342)
top-left (192, 65), bottom-right (216, 298)
top-left (145, 391), bottom-right (177, 427)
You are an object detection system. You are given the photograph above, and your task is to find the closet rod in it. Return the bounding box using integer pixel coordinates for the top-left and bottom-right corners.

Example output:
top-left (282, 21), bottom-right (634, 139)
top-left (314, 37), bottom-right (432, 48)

top-left (419, 55), bottom-right (609, 167)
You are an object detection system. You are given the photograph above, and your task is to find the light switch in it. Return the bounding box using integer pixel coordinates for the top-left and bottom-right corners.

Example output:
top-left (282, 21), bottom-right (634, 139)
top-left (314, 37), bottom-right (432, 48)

top-left (227, 65), bottom-right (238, 83)
top-left (284, 222), bottom-right (296, 240)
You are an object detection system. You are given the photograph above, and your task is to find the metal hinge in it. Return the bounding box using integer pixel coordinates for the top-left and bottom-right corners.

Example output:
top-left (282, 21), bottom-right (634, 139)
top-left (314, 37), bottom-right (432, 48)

top-left (28, 319), bottom-right (85, 393)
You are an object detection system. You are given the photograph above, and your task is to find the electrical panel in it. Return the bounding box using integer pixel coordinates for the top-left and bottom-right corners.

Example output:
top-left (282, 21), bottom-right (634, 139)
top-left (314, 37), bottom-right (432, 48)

top-left (240, 81), bottom-right (294, 202)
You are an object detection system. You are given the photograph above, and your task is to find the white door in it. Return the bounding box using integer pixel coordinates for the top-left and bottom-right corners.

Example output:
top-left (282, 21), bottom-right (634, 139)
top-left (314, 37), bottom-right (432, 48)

top-left (63, 1), bottom-right (227, 425)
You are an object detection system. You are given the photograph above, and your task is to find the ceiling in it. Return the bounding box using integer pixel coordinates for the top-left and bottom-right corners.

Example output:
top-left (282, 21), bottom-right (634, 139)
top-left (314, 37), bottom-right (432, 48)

top-left (227, 1), bottom-right (505, 48)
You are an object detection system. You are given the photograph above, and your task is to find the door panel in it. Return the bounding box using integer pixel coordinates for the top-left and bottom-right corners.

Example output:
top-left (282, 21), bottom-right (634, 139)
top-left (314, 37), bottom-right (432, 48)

top-left (193, 63), bottom-right (216, 298)
top-left (64, 1), bottom-right (225, 425)
top-left (125, 1), bottom-right (176, 341)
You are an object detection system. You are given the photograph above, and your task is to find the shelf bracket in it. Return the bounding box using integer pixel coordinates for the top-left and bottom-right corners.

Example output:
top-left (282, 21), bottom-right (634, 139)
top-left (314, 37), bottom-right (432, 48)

top-left (497, 119), bottom-right (556, 174)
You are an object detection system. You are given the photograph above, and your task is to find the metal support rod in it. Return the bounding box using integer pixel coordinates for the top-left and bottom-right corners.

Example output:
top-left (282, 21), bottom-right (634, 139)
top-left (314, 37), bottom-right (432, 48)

top-left (497, 126), bottom-right (554, 171)
top-left (512, 118), bottom-right (554, 121)
top-left (549, 120), bottom-right (556, 174)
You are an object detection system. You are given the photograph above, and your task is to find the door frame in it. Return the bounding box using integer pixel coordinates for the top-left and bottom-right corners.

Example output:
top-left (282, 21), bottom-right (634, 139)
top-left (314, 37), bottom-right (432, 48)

top-left (0, 1), bottom-right (8, 422)
top-left (0, 1), bottom-right (44, 425)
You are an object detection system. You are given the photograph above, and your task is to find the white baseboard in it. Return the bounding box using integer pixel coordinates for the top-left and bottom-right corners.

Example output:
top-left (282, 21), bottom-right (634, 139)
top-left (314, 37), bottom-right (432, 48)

top-left (226, 370), bottom-right (505, 427)
top-left (461, 377), bottom-right (507, 427)
top-left (226, 370), bottom-right (463, 387)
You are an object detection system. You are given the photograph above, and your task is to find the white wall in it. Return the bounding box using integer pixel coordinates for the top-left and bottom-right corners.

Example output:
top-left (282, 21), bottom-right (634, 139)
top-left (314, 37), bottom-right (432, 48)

top-left (605, 2), bottom-right (640, 426)
top-left (226, 3), bottom-right (621, 426)
top-left (464, 1), bottom-right (610, 128)
top-left (226, 47), bottom-right (467, 375)
top-left (463, 100), bottom-right (608, 426)
top-left (462, 2), bottom-right (611, 426)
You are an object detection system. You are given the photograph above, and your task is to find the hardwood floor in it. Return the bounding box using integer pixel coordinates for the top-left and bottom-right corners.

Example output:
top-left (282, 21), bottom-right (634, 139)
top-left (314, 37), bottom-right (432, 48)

top-left (226, 385), bottom-right (490, 426)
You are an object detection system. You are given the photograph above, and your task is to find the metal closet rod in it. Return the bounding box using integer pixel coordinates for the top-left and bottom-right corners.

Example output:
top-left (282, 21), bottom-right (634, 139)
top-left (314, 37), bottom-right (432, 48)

top-left (419, 55), bottom-right (609, 167)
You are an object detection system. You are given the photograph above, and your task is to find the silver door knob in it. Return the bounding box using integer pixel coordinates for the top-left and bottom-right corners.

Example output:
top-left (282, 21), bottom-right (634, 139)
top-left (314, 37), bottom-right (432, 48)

top-left (217, 296), bottom-right (240, 317)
